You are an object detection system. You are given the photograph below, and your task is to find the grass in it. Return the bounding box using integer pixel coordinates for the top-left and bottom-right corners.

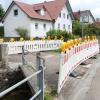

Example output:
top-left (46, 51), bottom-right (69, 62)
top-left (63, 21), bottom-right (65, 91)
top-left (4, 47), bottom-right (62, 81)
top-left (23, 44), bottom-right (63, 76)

top-left (51, 49), bottom-right (61, 53)
top-left (44, 86), bottom-right (57, 100)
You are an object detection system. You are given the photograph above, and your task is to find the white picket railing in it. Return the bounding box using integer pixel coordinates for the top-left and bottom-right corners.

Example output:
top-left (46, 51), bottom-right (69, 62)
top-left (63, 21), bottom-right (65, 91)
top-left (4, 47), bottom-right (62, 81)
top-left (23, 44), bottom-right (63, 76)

top-left (3, 40), bottom-right (62, 55)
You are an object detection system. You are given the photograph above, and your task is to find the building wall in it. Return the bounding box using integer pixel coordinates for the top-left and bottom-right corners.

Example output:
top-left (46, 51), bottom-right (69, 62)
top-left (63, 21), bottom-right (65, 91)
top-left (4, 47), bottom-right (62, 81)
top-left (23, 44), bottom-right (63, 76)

top-left (30, 19), bottom-right (53, 37)
top-left (0, 22), bottom-right (3, 27)
top-left (80, 12), bottom-right (94, 24)
top-left (54, 4), bottom-right (72, 33)
top-left (3, 4), bottom-right (31, 37)
top-left (88, 14), bottom-right (94, 23)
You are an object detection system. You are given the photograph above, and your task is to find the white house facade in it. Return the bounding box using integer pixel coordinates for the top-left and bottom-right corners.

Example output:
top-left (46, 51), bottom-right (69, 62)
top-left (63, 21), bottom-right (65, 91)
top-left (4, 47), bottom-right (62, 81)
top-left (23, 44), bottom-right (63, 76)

top-left (3, 4), bottom-right (31, 37)
top-left (55, 5), bottom-right (72, 33)
top-left (0, 22), bottom-right (3, 27)
top-left (2, 0), bottom-right (74, 37)
top-left (30, 19), bottom-right (53, 37)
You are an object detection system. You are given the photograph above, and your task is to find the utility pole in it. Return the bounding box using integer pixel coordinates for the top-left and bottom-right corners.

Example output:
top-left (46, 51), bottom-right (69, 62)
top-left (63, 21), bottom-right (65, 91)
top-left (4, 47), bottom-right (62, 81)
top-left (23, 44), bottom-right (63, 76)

top-left (81, 23), bottom-right (84, 42)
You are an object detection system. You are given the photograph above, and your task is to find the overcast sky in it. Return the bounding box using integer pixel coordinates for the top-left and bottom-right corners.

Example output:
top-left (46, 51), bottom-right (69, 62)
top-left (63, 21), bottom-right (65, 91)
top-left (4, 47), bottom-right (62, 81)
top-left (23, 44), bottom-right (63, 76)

top-left (0, 0), bottom-right (100, 18)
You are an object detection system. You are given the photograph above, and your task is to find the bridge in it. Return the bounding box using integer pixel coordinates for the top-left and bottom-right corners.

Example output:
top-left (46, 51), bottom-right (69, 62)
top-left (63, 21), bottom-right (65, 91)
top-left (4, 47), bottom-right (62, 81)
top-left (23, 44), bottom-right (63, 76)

top-left (0, 36), bottom-right (99, 100)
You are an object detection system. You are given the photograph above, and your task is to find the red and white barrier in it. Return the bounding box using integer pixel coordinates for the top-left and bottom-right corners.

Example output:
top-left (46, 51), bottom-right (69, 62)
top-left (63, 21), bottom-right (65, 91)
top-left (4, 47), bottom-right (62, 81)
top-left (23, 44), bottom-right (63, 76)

top-left (57, 40), bottom-right (99, 94)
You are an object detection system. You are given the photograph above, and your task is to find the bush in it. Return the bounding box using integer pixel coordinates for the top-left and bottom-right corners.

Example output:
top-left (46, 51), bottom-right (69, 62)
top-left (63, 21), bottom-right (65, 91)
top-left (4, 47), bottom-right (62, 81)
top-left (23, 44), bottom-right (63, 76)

top-left (0, 26), bottom-right (4, 37)
top-left (46, 29), bottom-right (76, 41)
top-left (73, 20), bottom-right (100, 37)
top-left (15, 27), bottom-right (29, 39)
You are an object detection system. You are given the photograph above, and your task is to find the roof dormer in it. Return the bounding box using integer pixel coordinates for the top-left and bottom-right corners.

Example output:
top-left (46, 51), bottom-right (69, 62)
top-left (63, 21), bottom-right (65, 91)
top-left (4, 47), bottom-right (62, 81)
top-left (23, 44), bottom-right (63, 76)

top-left (39, 8), bottom-right (45, 16)
top-left (33, 5), bottom-right (46, 16)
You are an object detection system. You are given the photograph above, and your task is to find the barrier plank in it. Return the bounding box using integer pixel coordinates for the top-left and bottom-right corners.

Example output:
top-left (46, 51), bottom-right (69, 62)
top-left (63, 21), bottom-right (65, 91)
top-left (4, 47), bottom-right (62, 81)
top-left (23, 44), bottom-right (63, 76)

top-left (57, 40), bottom-right (99, 94)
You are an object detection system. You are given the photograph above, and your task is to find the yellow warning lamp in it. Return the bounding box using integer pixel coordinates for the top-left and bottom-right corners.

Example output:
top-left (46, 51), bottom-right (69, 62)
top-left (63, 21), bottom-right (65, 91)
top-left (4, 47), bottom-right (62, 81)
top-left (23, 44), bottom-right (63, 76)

top-left (74, 39), bottom-right (78, 45)
top-left (73, 39), bottom-right (75, 46)
top-left (41, 37), bottom-right (45, 40)
top-left (71, 40), bottom-right (74, 47)
top-left (19, 37), bottom-right (24, 41)
top-left (47, 35), bottom-right (51, 40)
top-left (67, 40), bottom-right (71, 48)
top-left (84, 36), bottom-right (87, 42)
top-left (61, 42), bottom-right (66, 52)
top-left (92, 36), bottom-right (94, 41)
top-left (9, 38), bottom-right (14, 42)
top-left (61, 36), bottom-right (64, 41)
top-left (54, 35), bottom-right (58, 40)
top-left (0, 38), bottom-right (5, 42)
top-left (69, 40), bottom-right (74, 47)
top-left (79, 38), bottom-right (82, 44)
top-left (88, 36), bottom-right (90, 42)
top-left (94, 35), bottom-right (97, 40)
top-left (30, 37), bottom-right (34, 41)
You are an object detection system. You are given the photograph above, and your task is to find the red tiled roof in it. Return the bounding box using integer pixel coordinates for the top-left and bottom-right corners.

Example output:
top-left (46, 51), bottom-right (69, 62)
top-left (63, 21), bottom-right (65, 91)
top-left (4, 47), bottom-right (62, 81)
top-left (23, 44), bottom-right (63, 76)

top-left (14, 0), bottom-right (66, 21)
top-left (94, 22), bottom-right (100, 26)
top-left (73, 10), bottom-right (90, 19)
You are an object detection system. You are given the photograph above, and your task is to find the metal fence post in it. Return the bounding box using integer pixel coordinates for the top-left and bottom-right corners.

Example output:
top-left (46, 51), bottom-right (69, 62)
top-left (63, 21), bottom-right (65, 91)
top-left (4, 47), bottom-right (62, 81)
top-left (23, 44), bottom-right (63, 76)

top-left (22, 46), bottom-right (25, 65)
top-left (36, 52), bottom-right (44, 100)
top-left (0, 44), bottom-right (8, 67)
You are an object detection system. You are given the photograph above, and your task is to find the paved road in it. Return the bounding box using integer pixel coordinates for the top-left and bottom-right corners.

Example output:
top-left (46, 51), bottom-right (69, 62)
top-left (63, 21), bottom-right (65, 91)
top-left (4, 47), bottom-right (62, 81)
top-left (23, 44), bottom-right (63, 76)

top-left (84, 65), bottom-right (100, 100)
top-left (60, 54), bottom-right (100, 100)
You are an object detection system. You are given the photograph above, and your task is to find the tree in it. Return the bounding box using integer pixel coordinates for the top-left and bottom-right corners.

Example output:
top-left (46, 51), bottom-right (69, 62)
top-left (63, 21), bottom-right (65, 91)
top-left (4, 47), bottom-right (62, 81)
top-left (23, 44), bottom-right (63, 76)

top-left (73, 20), bottom-right (100, 37)
top-left (72, 20), bottom-right (82, 37)
top-left (0, 4), bottom-right (5, 19)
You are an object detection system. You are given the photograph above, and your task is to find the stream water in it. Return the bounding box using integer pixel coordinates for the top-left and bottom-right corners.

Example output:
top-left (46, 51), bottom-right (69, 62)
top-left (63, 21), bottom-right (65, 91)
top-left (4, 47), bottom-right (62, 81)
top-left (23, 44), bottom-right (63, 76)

top-left (0, 70), bottom-right (33, 100)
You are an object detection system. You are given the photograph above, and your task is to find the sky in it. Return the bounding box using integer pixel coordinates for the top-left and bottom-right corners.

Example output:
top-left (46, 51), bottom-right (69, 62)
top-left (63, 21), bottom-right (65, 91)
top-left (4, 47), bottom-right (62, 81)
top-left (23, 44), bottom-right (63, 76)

top-left (0, 0), bottom-right (100, 19)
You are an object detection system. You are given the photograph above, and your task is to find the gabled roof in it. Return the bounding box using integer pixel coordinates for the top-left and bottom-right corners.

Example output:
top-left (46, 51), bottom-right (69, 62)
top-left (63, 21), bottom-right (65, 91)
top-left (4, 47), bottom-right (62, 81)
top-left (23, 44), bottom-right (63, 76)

top-left (73, 10), bottom-right (95, 22)
top-left (2, 0), bottom-right (74, 21)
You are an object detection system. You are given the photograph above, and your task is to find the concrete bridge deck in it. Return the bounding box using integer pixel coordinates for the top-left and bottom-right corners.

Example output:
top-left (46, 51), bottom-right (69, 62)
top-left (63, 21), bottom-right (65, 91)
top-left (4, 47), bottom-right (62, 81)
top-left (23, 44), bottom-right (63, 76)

top-left (7, 52), bottom-right (100, 100)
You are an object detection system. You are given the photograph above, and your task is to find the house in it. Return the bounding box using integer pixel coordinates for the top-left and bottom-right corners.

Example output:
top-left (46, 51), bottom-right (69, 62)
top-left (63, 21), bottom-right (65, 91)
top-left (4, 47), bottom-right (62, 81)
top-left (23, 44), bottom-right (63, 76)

top-left (2, 0), bottom-right (74, 38)
top-left (96, 18), bottom-right (100, 22)
top-left (74, 10), bottom-right (95, 24)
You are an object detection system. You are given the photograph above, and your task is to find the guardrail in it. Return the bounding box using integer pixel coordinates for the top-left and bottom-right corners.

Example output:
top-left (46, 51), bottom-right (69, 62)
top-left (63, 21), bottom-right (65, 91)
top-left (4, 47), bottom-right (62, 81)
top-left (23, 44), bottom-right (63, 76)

top-left (3, 40), bottom-right (62, 55)
top-left (0, 51), bottom-right (45, 100)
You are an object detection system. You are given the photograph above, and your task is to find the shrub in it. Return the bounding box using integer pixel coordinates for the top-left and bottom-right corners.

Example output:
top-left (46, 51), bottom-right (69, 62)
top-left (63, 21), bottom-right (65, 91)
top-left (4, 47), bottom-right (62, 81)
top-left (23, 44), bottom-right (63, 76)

top-left (73, 20), bottom-right (100, 37)
top-left (15, 27), bottom-right (29, 39)
top-left (0, 26), bottom-right (4, 37)
top-left (46, 29), bottom-right (76, 41)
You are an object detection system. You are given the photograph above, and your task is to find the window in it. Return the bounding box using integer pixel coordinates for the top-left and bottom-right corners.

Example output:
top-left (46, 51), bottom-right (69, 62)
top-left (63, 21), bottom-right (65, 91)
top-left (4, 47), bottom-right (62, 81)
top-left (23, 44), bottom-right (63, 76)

top-left (63, 13), bottom-right (65, 18)
top-left (14, 9), bottom-right (18, 16)
top-left (58, 23), bottom-right (60, 29)
top-left (35, 23), bottom-right (38, 29)
top-left (43, 24), bottom-right (46, 30)
top-left (59, 13), bottom-right (61, 18)
top-left (68, 25), bottom-right (70, 29)
top-left (67, 14), bottom-right (69, 19)
top-left (63, 24), bottom-right (66, 29)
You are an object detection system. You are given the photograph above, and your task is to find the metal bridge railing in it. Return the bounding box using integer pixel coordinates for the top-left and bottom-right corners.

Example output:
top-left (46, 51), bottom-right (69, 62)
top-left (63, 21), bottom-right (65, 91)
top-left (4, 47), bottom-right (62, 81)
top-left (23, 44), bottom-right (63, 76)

top-left (0, 46), bottom-right (45, 100)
